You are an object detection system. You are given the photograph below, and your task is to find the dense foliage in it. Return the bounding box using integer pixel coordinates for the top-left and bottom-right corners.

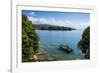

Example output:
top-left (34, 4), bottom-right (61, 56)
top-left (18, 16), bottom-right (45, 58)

top-left (22, 15), bottom-right (39, 62)
top-left (34, 24), bottom-right (76, 31)
top-left (78, 26), bottom-right (90, 59)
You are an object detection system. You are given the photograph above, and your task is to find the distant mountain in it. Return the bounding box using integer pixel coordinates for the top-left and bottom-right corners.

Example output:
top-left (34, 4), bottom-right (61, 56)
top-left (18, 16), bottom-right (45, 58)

top-left (33, 24), bottom-right (76, 31)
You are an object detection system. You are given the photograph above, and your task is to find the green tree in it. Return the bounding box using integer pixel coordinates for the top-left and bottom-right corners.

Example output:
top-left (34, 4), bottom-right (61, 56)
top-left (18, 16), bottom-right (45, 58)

top-left (78, 26), bottom-right (90, 59)
top-left (22, 15), bottom-right (39, 62)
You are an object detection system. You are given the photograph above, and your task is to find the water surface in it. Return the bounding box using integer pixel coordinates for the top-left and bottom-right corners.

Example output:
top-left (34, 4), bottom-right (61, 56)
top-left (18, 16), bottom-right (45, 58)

top-left (36, 29), bottom-right (85, 60)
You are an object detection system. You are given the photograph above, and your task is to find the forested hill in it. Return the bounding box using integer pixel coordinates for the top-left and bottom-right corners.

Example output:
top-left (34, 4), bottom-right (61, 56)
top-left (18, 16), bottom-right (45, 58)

top-left (34, 24), bottom-right (76, 31)
top-left (22, 15), bottom-right (39, 62)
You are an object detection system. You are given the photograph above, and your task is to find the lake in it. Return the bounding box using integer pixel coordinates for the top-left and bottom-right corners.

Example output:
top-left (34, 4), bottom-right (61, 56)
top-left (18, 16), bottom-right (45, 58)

top-left (36, 29), bottom-right (85, 60)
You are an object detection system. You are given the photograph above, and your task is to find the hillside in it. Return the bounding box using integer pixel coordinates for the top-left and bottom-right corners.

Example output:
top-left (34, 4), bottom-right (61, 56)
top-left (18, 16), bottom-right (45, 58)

top-left (34, 24), bottom-right (76, 31)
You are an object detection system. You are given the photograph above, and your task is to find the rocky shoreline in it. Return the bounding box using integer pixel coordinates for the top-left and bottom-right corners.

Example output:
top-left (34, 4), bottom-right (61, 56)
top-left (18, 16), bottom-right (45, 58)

top-left (26, 44), bottom-right (81, 62)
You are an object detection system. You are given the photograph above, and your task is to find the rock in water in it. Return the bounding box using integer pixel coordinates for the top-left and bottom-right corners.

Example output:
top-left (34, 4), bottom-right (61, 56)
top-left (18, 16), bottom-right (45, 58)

top-left (59, 44), bottom-right (73, 54)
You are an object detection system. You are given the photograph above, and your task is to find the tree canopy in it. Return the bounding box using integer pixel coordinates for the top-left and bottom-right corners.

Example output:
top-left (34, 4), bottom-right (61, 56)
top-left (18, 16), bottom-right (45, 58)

top-left (22, 15), bottom-right (39, 62)
top-left (78, 26), bottom-right (90, 59)
top-left (34, 24), bottom-right (76, 31)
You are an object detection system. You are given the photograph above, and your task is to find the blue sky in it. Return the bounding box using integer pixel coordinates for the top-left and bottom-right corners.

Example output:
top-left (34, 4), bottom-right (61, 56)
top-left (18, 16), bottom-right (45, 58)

top-left (22, 10), bottom-right (90, 30)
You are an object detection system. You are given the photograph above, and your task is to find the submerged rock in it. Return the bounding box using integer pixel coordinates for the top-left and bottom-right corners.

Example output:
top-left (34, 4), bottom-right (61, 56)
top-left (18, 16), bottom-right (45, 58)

top-left (59, 44), bottom-right (73, 54)
top-left (32, 53), bottom-right (56, 61)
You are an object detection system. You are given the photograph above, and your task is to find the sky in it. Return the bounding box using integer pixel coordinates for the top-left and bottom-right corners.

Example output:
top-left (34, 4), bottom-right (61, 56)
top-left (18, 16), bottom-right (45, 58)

top-left (22, 10), bottom-right (90, 30)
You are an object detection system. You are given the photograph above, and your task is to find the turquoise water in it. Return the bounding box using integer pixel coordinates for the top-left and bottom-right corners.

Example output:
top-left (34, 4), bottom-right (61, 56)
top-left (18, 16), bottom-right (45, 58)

top-left (36, 30), bottom-right (85, 60)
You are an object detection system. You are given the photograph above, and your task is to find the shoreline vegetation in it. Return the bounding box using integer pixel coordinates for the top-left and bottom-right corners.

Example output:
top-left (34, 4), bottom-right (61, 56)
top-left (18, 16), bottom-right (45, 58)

top-left (22, 15), bottom-right (90, 62)
top-left (34, 24), bottom-right (76, 31)
top-left (78, 26), bottom-right (90, 59)
top-left (22, 15), bottom-right (57, 62)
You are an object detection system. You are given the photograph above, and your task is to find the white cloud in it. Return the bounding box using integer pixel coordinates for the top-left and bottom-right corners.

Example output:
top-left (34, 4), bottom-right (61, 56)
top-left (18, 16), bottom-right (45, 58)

top-left (28, 12), bottom-right (36, 16)
top-left (28, 16), bottom-right (38, 24)
top-left (30, 12), bottom-right (35, 15)
top-left (27, 16), bottom-right (89, 30)
top-left (27, 16), bottom-right (76, 27)
top-left (28, 16), bottom-right (49, 24)
top-left (69, 22), bottom-right (89, 30)
top-left (81, 22), bottom-right (90, 29)
top-left (38, 18), bottom-right (48, 24)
